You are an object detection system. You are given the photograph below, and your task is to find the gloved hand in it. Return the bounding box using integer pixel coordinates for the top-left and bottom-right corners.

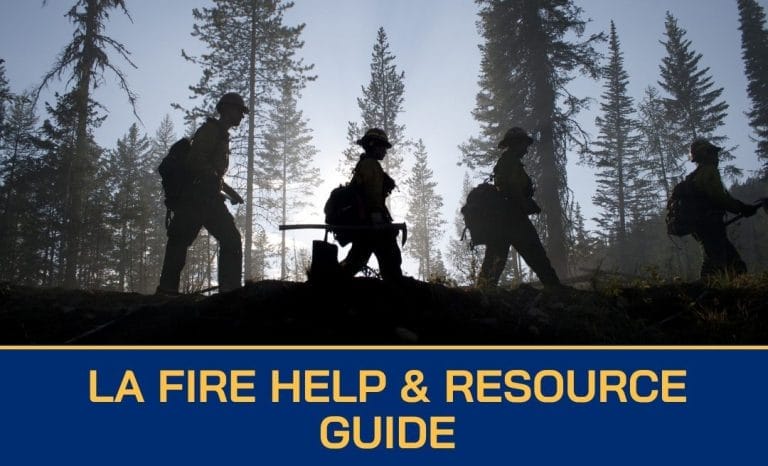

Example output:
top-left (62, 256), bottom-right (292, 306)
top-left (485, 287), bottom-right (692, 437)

top-left (229, 192), bottom-right (245, 205)
top-left (741, 203), bottom-right (759, 217)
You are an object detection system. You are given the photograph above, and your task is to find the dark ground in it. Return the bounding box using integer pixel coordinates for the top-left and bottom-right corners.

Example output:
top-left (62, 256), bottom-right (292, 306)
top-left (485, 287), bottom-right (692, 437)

top-left (1, 275), bottom-right (767, 345)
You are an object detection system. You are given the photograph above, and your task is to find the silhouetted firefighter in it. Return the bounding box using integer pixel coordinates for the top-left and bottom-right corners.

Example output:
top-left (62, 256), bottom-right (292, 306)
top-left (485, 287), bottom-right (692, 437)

top-left (471, 127), bottom-right (562, 289)
top-left (667, 138), bottom-right (764, 279)
top-left (339, 128), bottom-right (404, 281)
top-left (156, 92), bottom-right (247, 296)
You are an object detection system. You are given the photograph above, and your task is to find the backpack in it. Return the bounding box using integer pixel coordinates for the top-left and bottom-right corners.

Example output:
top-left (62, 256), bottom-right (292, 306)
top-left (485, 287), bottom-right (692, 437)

top-left (666, 173), bottom-right (700, 236)
top-left (461, 182), bottom-right (508, 247)
top-left (323, 183), bottom-right (364, 246)
top-left (157, 137), bottom-right (192, 212)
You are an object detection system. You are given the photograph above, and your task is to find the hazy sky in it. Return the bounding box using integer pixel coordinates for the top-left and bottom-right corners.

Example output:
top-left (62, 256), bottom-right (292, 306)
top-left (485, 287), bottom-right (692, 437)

top-left (1, 0), bottom-right (766, 277)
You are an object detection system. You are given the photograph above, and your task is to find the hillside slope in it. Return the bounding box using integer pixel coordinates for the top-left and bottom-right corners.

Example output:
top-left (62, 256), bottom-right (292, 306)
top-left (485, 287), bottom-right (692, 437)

top-left (1, 276), bottom-right (767, 345)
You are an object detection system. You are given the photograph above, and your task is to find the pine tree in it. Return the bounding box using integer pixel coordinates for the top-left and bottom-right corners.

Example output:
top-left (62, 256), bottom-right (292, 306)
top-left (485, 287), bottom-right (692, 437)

top-left (38, 0), bottom-right (138, 288)
top-left (403, 139), bottom-right (445, 280)
top-left (638, 86), bottom-right (686, 198)
top-left (567, 203), bottom-right (597, 276)
top-left (0, 58), bottom-right (11, 142)
top-left (0, 93), bottom-right (40, 281)
top-left (587, 21), bottom-right (645, 248)
top-left (341, 27), bottom-right (408, 184)
top-left (462, 0), bottom-right (604, 278)
top-left (250, 227), bottom-right (273, 281)
top-left (106, 123), bottom-right (151, 291)
top-left (429, 250), bottom-right (450, 283)
top-left (288, 243), bottom-right (310, 282)
top-left (659, 11), bottom-right (737, 178)
top-left (33, 90), bottom-right (107, 287)
top-left (737, 0), bottom-right (768, 175)
top-left (36, 94), bottom-right (77, 285)
top-left (181, 0), bottom-right (315, 280)
top-left (261, 80), bottom-right (320, 280)
top-left (80, 144), bottom-right (114, 289)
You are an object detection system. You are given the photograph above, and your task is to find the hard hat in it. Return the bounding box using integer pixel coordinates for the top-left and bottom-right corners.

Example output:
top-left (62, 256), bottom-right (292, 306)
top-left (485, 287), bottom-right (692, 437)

top-left (216, 92), bottom-right (249, 114)
top-left (498, 127), bottom-right (534, 149)
top-left (690, 138), bottom-right (721, 163)
top-left (356, 128), bottom-right (392, 148)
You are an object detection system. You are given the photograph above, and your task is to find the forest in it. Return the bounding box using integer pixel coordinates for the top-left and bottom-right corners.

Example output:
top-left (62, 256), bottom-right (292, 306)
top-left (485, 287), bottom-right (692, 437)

top-left (0, 0), bottom-right (767, 338)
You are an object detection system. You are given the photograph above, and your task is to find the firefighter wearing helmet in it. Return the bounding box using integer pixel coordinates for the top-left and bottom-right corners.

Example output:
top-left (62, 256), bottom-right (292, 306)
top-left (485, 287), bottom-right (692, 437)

top-left (157, 92), bottom-right (248, 295)
top-left (338, 128), bottom-right (403, 281)
top-left (477, 126), bottom-right (562, 289)
top-left (685, 138), bottom-right (759, 278)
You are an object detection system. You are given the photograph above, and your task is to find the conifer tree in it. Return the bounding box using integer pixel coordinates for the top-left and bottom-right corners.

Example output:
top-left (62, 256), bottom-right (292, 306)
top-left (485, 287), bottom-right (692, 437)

top-left (250, 227), bottom-right (273, 281)
top-left (0, 93), bottom-right (40, 282)
top-left (288, 243), bottom-right (310, 282)
top-left (38, 0), bottom-right (138, 288)
top-left (462, 0), bottom-right (604, 278)
top-left (106, 123), bottom-right (151, 291)
top-left (737, 0), bottom-right (768, 175)
top-left (181, 0), bottom-right (315, 280)
top-left (567, 203), bottom-right (597, 276)
top-left (341, 27), bottom-right (408, 183)
top-left (35, 94), bottom-right (76, 285)
top-left (0, 59), bottom-right (11, 142)
top-left (431, 250), bottom-right (449, 282)
top-left (659, 12), bottom-right (737, 178)
top-left (261, 80), bottom-right (320, 279)
top-left (80, 144), bottom-right (113, 289)
top-left (33, 90), bottom-right (107, 287)
top-left (403, 139), bottom-right (445, 280)
top-left (638, 86), bottom-right (686, 198)
top-left (587, 21), bottom-right (644, 247)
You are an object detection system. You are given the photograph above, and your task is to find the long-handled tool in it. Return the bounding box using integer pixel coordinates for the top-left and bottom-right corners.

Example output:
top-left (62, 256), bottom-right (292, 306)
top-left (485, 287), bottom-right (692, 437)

top-left (725, 197), bottom-right (768, 226)
top-left (279, 223), bottom-right (408, 246)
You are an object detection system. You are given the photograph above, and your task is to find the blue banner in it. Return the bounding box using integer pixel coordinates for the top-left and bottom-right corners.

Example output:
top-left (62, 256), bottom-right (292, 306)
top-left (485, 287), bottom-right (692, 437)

top-left (0, 347), bottom-right (764, 465)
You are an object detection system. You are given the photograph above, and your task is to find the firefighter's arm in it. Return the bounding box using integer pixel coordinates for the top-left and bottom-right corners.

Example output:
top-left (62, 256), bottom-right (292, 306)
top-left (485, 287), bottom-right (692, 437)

top-left (696, 167), bottom-right (748, 213)
top-left (221, 181), bottom-right (244, 205)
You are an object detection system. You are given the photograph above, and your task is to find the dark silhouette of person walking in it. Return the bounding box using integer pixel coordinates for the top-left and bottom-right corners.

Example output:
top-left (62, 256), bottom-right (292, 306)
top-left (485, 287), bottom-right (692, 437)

top-left (685, 138), bottom-right (759, 279)
top-left (477, 127), bottom-right (562, 289)
top-left (156, 92), bottom-right (247, 295)
top-left (339, 128), bottom-right (403, 281)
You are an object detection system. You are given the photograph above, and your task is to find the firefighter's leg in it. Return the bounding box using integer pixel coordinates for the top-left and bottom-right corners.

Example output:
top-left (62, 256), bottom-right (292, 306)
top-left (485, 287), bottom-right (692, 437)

top-left (340, 235), bottom-right (374, 279)
top-left (158, 206), bottom-right (203, 293)
top-left (205, 200), bottom-right (243, 292)
top-left (478, 241), bottom-right (510, 288)
top-left (719, 222), bottom-right (747, 275)
top-left (373, 230), bottom-right (403, 281)
top-left (511, 217), bottom-right (561, 287)
top-left (724, 240), bottom-right (747, 276)
top-left (696, 223), bottom-right (746, 279)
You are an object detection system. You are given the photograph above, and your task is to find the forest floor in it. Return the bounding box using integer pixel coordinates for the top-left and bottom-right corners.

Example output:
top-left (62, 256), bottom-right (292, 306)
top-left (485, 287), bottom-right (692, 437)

top-left (2, 273), bottom-right (768, 345)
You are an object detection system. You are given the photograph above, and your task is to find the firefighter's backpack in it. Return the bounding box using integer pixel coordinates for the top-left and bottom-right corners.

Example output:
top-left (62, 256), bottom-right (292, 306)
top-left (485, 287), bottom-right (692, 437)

top-left (461, 182), bottom-right (507, 247)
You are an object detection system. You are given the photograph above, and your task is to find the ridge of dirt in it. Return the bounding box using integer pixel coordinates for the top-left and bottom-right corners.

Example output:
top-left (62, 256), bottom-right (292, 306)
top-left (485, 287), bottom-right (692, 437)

top-left (1, 278), bottom-right (766, 344)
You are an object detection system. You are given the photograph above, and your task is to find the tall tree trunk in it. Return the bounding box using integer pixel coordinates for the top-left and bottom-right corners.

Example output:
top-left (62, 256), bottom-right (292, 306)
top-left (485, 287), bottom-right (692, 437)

top-left (528, 4), bottom-right (568, 278)
top-left (617, 153), bottom-right (626, 245)
top-left (63, 0), bottom-right (98, 289)
top-left (425, 216), bottom-right (431, 279)
top-left (281, 132), bottom-right (288, 280)
top-left (244, 6), bottom-right (257, 281)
